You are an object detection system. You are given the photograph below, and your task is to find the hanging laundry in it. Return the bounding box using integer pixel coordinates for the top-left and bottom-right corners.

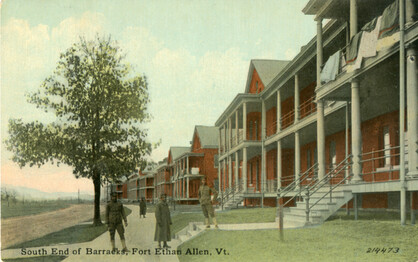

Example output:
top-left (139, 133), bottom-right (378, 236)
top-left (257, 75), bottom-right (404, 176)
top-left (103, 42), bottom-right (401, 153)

top-left (349, 16), bottom-right (382, 71)
top-left (346, 31), bottom-right (362, 73)
top-left (320, 50), bottom-right (341, 83)
top-left (379, 0), bottom-right (399, 39)
top-left (377, 0), bottom-right (400, 51)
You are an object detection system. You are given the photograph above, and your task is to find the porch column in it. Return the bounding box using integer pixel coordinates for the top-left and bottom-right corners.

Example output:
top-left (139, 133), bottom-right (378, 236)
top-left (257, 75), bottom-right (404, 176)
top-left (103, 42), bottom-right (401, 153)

top-left (316, 18), bottom-right (323, 90)
top-left (243, 102), bottom-right (247, 140)
top-left (229, 118), bottom-right (232, 150)
top-left (218, 129), bottom-right (222, 193)
top-left (262, 100), bottom-right (266, 139)
top-left (316, 17), bottom-right (325, 181)
top-left (400, 0), bottom-right (407, 226)
top-left (223, 160), bottom-right (227, 192)
top-left (236, 110), bottom-right (239, 145)
top-left (261, 100), bottom-right (266, 192)
top-left (277, 140), bottom-right (282, 190)
top-left (345, 102), bottom-right (350, 183)
top-left (277, 90), bottom-right (281, 132)
top-left (350, 0), bottom-right (358, 38)
top-left (406, 45), bottom-right (418, 177)
top-left (235, 152), bottom-right (239, 191)
top-left (187, 156), bottom-right (189, 174)
top-left (228, 156), bottom-right (232, 188)
top-left (187, 177), bottom-right (190, 198)
top-left (294, 74), bottom-right (300, 123)
top-left (351, 79), bottom-right (362, 182)
top-left (224, 124), bottom-right (227, 153)
top-left (243, 147), bottom-right (248, 192)
top-left (317, 100), bottom-right (326, 180)
top-left (295, 131), bottom-right (301, 188)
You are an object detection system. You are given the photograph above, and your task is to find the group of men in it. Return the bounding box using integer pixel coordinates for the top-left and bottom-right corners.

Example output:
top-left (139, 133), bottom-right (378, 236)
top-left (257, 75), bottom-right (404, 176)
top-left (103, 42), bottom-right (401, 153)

top-left (105, 177), bottom-right (218, 252)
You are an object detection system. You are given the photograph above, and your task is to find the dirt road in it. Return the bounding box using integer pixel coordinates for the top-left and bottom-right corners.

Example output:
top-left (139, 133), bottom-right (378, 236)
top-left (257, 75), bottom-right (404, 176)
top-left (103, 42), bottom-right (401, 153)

top-left (1, 204), bottom-right (105, 249)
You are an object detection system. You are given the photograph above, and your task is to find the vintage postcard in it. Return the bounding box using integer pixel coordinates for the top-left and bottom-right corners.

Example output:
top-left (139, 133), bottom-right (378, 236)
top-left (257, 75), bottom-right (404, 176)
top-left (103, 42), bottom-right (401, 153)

top-left (1, 0), bottom-right (417, 261)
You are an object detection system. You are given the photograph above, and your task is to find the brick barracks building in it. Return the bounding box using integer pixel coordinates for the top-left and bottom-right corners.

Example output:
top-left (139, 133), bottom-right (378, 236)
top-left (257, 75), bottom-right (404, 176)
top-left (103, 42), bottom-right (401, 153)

top-left (114, 0), bottom-right (417, 226)
top-left (216, 0), bottom-right (418, 225)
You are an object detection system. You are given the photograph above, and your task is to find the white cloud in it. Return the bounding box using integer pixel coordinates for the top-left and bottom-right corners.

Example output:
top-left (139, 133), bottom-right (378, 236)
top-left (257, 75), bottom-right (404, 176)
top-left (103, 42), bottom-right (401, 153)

top-left (51, 12), bottom-right (106, 47)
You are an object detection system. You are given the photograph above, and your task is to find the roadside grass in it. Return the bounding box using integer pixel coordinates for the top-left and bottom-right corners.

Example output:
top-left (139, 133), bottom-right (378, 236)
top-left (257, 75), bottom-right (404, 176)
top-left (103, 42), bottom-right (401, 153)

top-left (171, 207), bottom-right (276, 234)
top-left (7, 207), bottom-right (132, 249)
top-left (2, 256), bottom-right (67, 262)
top-left (1, 201), bottom-right (79, 219)
top-left (178, 210), bottom-right (418, 262)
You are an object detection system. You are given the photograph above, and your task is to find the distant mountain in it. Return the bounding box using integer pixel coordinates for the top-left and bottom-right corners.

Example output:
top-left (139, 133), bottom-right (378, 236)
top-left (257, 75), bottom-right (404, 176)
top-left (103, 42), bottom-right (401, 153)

top-left (1, 184), bottom-right (94, 200)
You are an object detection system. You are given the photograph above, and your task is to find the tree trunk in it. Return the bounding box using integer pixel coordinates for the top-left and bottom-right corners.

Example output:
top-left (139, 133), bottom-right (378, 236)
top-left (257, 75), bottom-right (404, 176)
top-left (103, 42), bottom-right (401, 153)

top-left (93, 175), bottom-right (102, 226)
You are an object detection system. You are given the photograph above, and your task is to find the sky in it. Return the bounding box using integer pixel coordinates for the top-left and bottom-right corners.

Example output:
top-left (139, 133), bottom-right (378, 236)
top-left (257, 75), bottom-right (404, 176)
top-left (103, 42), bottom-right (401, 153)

top-left (1, 0), bottom-right (317, 193)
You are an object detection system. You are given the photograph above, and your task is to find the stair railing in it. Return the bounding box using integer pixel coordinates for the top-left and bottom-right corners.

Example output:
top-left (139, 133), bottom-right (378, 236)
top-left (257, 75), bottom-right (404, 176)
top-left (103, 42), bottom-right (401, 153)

top-left (277, 163), bottom-right (318, 229)
top-left (220, 180), bottom-right (244, 209)
top-left (278, 163), bottom-right (318, 207)
top-left (305, 155), bottom-right (352, 224)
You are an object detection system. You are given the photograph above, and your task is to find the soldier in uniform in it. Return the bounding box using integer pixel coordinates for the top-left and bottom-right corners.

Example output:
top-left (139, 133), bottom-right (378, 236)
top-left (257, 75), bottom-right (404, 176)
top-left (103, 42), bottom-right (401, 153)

top-left (139, 197), bottom-right (147, 218)
top-left (154, 193), bottom-right (172, 248)
top-left (106, 192), bottom-right (128, 252)
top-left (198, 177), bottom-right (218, 228)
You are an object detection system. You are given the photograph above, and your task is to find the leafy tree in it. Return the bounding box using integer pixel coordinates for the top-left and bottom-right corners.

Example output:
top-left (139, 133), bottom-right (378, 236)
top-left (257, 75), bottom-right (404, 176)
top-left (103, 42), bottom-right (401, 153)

top-left (6, 36), bottom-right (153, 225)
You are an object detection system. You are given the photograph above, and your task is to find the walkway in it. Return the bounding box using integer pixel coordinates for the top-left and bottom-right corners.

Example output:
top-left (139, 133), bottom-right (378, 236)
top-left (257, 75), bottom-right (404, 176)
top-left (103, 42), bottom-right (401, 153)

top-left (1, 205), bottom-right (301, 261)
top-left (2, 204), bottom-right (181, 262)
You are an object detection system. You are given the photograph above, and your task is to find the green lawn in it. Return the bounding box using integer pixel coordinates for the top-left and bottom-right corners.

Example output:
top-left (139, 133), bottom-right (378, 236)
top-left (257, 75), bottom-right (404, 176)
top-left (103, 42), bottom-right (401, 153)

top-left (1, 201), bottom-right (74, 219)
top-left (7, 207), bottom-right (131, 249)
top-left (178, 211), bottom-right (418, 262)
top-left (171, 207), bottom-right (276, 234)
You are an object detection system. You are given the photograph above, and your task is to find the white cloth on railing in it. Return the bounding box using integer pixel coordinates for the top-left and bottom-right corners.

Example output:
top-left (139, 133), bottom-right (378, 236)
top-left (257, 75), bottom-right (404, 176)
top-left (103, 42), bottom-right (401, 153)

top-left (347, 16), bottom-right (382, 72)
top-left (320, 50), bottom-right (341, 83)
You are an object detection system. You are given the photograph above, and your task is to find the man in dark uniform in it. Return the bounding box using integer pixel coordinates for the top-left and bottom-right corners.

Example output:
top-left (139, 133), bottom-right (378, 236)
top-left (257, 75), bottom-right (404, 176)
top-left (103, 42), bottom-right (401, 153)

top-left (154, 193), bottom-right (172, 248)
top-left (106, 192), bottom-right (128, 252)
top-left (139, 197), bottom-right (147, 218)
top-left (198, 177), bottom-right (218, 228)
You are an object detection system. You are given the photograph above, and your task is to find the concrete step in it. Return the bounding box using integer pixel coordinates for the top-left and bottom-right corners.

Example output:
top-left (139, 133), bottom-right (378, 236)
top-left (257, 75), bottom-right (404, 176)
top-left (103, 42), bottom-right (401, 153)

top-left (284, 213), bottom-right (322, 224)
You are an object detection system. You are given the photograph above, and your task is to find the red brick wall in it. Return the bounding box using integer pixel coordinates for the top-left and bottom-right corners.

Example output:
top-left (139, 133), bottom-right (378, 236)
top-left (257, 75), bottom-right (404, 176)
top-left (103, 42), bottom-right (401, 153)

top-left (412, 192), bottom-right (418, 210)
top-left (281, 149), bottom-right (294, 186)
top-left (248, 69), bottom-right (265, 94)
top-left (266, 149), bottom-right (277, 180)
top-left (281, 96), bottom-right (294, 128)
top-left (361, 110), bottom-right (400, 182)
top-left (192, 132), bottom-right (201, 152)
top-left (300, 81), bottom-right (316, 103)
top-left (247, 156), bottom-right (261, 192)
top-left (201, 149), bottom-right (219, 188)
top-left (122, 184), bottom-right (128, 199)
top-left (362, 193), bottom-right (388, 208)
top-left (247, 112), bottom-right (261, 140)
top-left (299, 81), bottom-right (317, 119)
top-left (266, 107), bottom-right (277, 137)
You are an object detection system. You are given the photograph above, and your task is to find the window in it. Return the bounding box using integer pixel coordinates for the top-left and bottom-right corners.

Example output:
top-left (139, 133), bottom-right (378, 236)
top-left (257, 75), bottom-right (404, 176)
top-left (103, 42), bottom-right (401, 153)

top-left (255, 160), bottom-right (259, 191)
top-left (249, 121), bottom-right (253, 140)
top-left (255, 120), bottom-right (258, 140)
top-left (256, 81), bottom-right (259, 93)
top-left (329, 140), bottom-right (336, 168)
top-left (214, 154), bottom-right (219, 168)
top-left (307, 149), bottom-right (311, 169)
top-left (383, 126), bottom-right (391, 166)
top-left (249, 163), bottom-right (253, 184)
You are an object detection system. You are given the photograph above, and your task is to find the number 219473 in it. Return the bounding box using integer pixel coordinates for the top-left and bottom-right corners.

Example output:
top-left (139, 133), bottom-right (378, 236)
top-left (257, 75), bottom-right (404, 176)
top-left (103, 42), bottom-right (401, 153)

top-left (366, 247), bottom-right (399, 254)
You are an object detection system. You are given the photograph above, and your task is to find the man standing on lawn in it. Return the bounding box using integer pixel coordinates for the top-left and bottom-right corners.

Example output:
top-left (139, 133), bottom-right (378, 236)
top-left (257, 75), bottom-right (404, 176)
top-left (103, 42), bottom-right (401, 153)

top-left (198, 177), bottom-right (218, 229)
top-left (106, 192), bottom-right (128, 252)
top-left (154, 193), bottom-right (172, 248)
